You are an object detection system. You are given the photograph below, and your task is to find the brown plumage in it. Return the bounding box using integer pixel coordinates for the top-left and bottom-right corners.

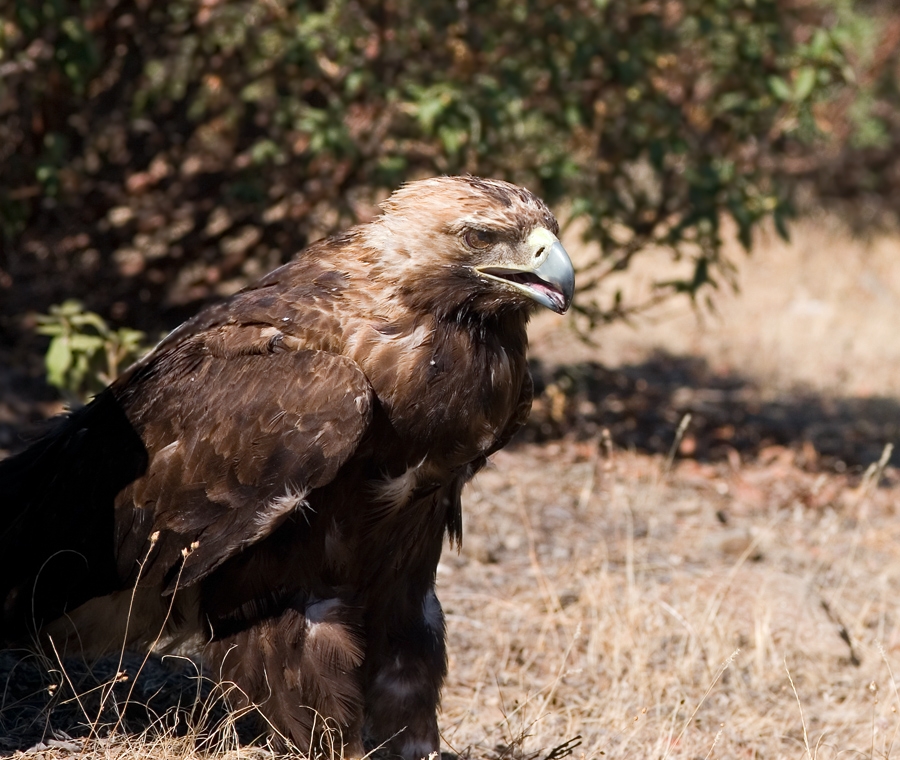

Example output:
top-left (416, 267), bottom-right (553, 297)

top-left (0, 176), bottom-right (574, 758)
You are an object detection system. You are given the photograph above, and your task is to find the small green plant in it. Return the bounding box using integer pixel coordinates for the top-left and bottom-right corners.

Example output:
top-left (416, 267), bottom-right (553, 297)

top-left (36, 300), bottom-right (148, 402)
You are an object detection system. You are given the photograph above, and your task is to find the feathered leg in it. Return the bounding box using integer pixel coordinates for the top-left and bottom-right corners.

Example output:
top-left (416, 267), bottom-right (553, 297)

top-left (204, 596), bottom-right (366, 758)
top-left (362, 586), bottom-right (446, 760)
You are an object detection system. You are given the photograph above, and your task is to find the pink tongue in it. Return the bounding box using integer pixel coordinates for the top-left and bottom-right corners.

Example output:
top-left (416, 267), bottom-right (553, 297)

top-left (529, 281), bottom-right (563, 309)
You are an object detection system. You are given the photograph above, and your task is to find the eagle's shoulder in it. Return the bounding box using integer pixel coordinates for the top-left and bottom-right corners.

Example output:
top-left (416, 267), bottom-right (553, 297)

top-left (133, 235), bottom-right (368, 367)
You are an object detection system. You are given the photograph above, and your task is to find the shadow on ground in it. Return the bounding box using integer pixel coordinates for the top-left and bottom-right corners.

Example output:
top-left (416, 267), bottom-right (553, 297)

top-left (0, 649), bottom-right (249, 755)
top-left (524, 351), bottom-right (900, 472)
top-left (0, 648), bottom-right (486, 758)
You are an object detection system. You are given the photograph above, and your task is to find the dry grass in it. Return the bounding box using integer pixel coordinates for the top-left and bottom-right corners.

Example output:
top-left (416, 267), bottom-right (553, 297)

top-left (6, 213), bottom-right (900, 759)
top-left (441, 440), bottom-right (900, 759)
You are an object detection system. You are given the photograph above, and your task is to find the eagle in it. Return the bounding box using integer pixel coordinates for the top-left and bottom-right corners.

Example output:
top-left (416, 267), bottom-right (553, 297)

top-left (0, 176), bottom-right (574, 758)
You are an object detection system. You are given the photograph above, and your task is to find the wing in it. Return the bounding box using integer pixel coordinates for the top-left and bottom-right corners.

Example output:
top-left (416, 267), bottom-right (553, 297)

top-left (114, 335), bottom-right (373, 592)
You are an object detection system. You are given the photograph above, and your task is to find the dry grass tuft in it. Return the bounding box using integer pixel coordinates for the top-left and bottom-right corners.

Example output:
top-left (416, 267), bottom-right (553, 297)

top-left (0, 646), bottom-right (273, 758)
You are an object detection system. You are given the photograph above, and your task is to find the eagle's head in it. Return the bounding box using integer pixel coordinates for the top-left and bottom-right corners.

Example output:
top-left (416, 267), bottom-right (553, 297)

top-left (368, 176), bottom-right (575, 318)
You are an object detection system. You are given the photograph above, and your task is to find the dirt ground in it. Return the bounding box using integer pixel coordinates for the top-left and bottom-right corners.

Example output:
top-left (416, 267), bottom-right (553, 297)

top-left (3, 213), bottom-right (900, 759)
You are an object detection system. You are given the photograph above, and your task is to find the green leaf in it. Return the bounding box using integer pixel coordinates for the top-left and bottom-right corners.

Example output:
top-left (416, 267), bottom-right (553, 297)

top-left (45, 337), bottom-right (73, 389)
top-left (416, 96), bottom-right (448, 133)
top-left (809, 29), bottom-right (830, 59)
top-left (117, 328), bottom-right (147, 347)
top-left (70, 311), bottom-right (108, 334)
top-left (68, 333), bottom-right (105, 352)
top-left (250, 139), bottom-right (284, 165)
top-left (718, 92), bottom-right (746, 112)
top-left (35, 323), bottom-right (65, 336)
top-left (768, 75), bottom-right (792, 101)
top-left (793, 67), bottom-right (816, 102)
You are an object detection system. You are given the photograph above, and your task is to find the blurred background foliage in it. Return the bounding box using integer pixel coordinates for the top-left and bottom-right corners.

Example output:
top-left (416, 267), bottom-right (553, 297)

top-left (1, 0), bottom-right (899, 353)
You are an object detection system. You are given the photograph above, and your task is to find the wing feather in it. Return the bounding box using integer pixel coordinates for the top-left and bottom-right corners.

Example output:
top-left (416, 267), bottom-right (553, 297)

top-left (115, 340), bottom-right (373, 592)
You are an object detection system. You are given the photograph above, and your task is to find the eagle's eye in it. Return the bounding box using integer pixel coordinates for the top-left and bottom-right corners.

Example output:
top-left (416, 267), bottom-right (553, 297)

top-left (464, 228), bottom-right (496, 251)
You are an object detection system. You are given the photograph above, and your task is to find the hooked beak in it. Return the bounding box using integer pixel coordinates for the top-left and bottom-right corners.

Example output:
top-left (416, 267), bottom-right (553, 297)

top-left (475, 228), bottom-right (575, 314)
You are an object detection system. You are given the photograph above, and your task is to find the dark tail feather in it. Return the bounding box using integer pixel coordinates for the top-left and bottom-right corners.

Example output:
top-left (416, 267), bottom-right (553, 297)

top-left (0, 391), bottom-right (147, 642)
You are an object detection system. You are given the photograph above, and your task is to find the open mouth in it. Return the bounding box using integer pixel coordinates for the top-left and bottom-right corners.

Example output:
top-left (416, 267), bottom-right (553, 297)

top-left (474, 233), bottom-right (575, 314)
top-left (480, 269), bottom-right (569, 313)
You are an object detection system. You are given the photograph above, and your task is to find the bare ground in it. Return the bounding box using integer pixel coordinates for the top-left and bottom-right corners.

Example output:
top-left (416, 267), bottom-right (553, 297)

top-left (4, 213), bottom-right (900, 759)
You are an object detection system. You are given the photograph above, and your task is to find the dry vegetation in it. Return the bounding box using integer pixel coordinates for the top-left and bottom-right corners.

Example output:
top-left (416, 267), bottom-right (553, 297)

top-left (5, 214), bottom-right (900, 759)
top-left (444, 439), bottom-right (900, 760)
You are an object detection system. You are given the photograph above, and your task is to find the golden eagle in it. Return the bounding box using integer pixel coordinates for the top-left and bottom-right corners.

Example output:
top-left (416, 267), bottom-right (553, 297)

top-left (0, 176), bottom-right (574, 758)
